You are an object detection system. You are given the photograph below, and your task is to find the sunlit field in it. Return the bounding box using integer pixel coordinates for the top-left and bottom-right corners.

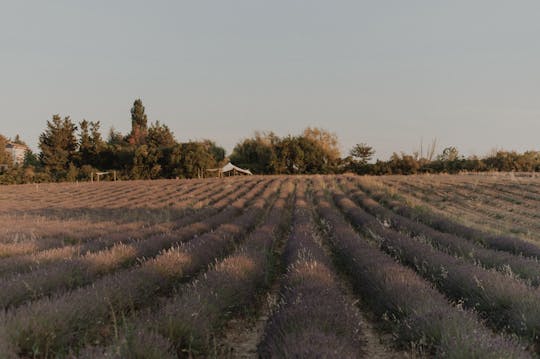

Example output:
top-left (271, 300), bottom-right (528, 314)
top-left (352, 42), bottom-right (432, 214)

top-left (1, 173), bottom-right (540, 358)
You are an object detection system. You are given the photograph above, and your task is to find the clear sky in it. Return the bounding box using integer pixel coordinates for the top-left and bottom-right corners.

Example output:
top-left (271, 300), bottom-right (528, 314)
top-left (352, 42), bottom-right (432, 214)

top-left (1, 1), bottom-right (539, 159)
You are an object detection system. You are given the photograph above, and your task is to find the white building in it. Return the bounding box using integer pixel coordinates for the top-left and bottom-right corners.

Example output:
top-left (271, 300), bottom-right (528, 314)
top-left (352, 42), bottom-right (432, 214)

top-left (5, 142), bottom-right (29, 165)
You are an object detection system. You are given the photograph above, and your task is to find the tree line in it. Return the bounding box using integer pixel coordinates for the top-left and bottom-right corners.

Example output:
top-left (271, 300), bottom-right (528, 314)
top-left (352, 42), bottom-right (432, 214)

top-left (0, 100), bottom-right (225, 184)
top-left (1, 99), bottom-right (539, 184)
top-left (231, 133), bottom-right (540, 175)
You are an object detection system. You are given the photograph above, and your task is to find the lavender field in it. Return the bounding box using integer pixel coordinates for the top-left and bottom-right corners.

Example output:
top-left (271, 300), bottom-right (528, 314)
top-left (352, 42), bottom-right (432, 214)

top-left (1, 174), bottom-right (540, 358)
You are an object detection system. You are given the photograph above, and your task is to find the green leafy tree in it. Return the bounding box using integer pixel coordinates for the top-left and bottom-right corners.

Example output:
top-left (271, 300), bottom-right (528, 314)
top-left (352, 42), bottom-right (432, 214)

top-left (230, 132), bottom-right (278, 174)
top-left (101, 126), bottom-right (127, 172)
top-left (90, 122), bottom-right (104, 148)
top-left (350, 143), bottom-right (375, 165)
top-left (177, 141), bottom-right (216, 178)
top-left (131, 144), bottom-right (162, 180)
top-left (296, 136), bottom-right (328, 173)
top-left (387, 152), bottom-right (420, 175)
top-left (344, 143), bottom-right (375, 174)
top-left (273, 135), bottom-right (328, 174)
top-left (147, 121), bottom-right (176, 149)
top-left (38, 115), bottom-right (78, 180)
top-left (107, 127), bottom-right (125, 146)
top-left (437, 146), bottom-right (459, 162)
top-left (89, 121), bottom-right (106, 167)
top-left (202, 140), bottom-right (226, 165)
top-left (160, 144), bottom-right (183, 178)
top-left (76, 119), bottom-right (106, 173)
top-left (23, 150), bottom-right (40, 168)
top-left (66, 162), bottom-right (79, 182)
top-left (302, 127), bottom-right (341, 166)
top-left (78, 119), bottom-right (92, 166)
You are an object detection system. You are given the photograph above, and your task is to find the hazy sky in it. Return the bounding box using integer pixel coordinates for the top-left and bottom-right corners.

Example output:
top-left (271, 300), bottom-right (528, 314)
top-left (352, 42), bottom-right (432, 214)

top-left (1, 1), bottom-right (539, 159)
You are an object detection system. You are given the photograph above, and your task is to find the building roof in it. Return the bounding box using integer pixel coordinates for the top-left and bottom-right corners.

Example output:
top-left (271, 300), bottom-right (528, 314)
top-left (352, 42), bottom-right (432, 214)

top-left (5, 142), bottom-right (29, 150)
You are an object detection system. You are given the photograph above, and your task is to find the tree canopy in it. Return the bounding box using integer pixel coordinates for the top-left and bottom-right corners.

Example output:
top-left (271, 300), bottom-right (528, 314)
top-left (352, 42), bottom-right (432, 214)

top-left (38, 115), bottom-right (78, 180)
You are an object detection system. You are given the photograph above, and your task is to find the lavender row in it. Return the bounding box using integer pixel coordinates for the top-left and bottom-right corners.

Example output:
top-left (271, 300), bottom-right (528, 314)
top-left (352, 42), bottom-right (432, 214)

top-left (0, 178), bottom-right (208, 244)
top-left (0, 179), bottom-right (269, 310)
top-left (312, 180), bottom-right (529, 357)
top-left (339, 179), bottom-right (540, 287)
top-left (0, 177), bottom-right (246, 259)
top-left (79, 180), bottom-right (295, 358)
top-left (360, 178), bottom-right (540, 258)
top-left (0, 177), bottom-right (260, 280)
top-left (0, 180), bottom-right (282, 358)
top-left (331, 184), bottom-right (540, 352)
top-left (258, 181), bottom-right (364, 358)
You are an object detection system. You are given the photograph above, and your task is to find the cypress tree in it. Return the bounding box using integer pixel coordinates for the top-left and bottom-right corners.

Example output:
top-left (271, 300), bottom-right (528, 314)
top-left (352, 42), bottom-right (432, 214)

top-left (128, 99), bottom-right (148, 146)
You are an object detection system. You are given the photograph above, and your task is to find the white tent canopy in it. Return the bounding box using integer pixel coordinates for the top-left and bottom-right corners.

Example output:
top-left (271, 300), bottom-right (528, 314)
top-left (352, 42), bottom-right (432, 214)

top-left (206, 162), bottom-right (253, 176)
top-left (221, 162), bottom-right (252, 175)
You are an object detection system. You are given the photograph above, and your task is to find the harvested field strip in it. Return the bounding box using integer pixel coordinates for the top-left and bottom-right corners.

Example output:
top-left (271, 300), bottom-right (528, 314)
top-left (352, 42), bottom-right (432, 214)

top-left (339, 179), bottom-right (540, 287)
top-left (258, 180), bottom-right (365, 358)
top-left (434, 178), bottom-right (540, 201)
top-left (380, 179), bottom-right (536, 239)
top-left (78, 180), bottom-right (295, 358)
top-left (406, 178), bottom-right (540, 219)
top-left (0, 179), bottom-right (271, 309)
top-left (312, 179), bottom-right (529, 358)
top-left (474, 183), bottom-right (540, 203)
top-left (0, 178), bottom-right (256, 258)
top-left (0, 180), bottom-right (283, 357)
top-left (331, 184), bottom-right (540, 352)
top-left (419, 175), bottom-right (540, 196)
top-left (387, 177), bottom-right (540, 224)
top-left (388, 178), bottom-right (533, 222)
top-left (406, 190), bottom-right (540, 239)
top-left (353, 177), bottom-right (540, 260)
top-left (447, 181), bottom-right (540, 205)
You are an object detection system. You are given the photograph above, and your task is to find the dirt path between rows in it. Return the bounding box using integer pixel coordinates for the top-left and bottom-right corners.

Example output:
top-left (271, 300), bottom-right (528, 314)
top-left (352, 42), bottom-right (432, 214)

top-left (216, 281), bottom-right (280, 358)
top-left (353, 299), bottom-right (409, 359)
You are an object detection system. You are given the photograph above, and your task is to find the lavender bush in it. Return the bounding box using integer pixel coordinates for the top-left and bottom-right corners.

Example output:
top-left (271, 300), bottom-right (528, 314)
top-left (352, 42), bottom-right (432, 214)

top-left (0, 180), bottom-right (282, 357)
top-left (340, 179), bottom-right (540, 287)
top-left (313, 180), bottom-right (530, 358)
top-left (331, 183), bottom-right (540, 352)
top-left (259, 181), bottom-right (365, 358)
top-left (355, 177), bottom-right (540, 259)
